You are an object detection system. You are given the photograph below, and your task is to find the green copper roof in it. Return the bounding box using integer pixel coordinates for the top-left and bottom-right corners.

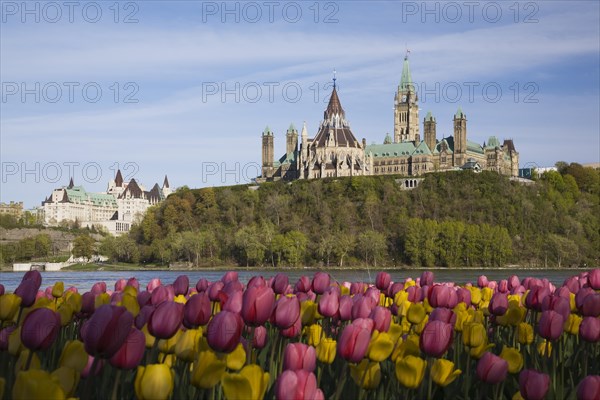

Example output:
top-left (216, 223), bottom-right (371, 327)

top-left (366, 142), bottom-right (416, 158)
top-left (466, 140), bottom-right (484, 155)
top-left (384, 133), bottom-right (392, 144)
top-left (486, 136), bottom-right (500, 148)
top-left (288, 123), bottom-right (296, 132)
top-left (399, 56), bottom-right (413, 92)
top-left (263, 126), bottom-right (272, 136)
top-left (455, 107), bottom-right (465, 119)
top-left (65, 186), bottom-right (117, 207)
top-left (413, 141), bottom-right (432, 155)
top-left (425, 111), bottom-right (435, 122)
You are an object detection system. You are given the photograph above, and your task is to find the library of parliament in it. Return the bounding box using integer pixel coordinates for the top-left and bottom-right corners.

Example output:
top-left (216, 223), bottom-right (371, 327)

top-left (259, 55), bottom-right (519, 181)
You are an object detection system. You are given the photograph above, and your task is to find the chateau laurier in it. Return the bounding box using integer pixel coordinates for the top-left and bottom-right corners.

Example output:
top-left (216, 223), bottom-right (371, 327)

top-left (259, 56), bottom-right (519, 181)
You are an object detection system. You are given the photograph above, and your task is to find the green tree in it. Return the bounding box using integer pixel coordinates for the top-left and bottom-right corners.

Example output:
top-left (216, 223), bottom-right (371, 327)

top-left (72, 235), bottom-right (95, 260)
top-left (333, 233), bottom-right (355, 267)
top-left (34, 234), bottom-right (51, 258)
top-left (234, 225), bottom-right (266, 266)
top-left (357, 230), bottom-right (387, 267)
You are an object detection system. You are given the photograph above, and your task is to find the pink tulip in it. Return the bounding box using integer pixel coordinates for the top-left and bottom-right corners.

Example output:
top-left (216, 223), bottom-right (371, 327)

top-left (364, 287), bottom-right (381, 304)
top-left (489, 292), bottom-right (509, 316)
top-left (589, 269), bottom-right (600, 290)
top-left (21, 308), bottom-right (61, 351)
top-left (81, 304), bottom-right (134, 358)
top-left (457, 287), bottom-right (472, 305)
top-left (538, 310), bottom-right (564, 341)
top-left (146, 278), bottom-right (162, 292)
top-left (519, 369), bottom-right (550, 400)
top-left (420, 320), bottom-right (453, 358)
top-left (81, 355), bottom-right (104, 378)
top-left (375, 272), bottom-right (391, 291)
top-left (338, 318), bottom-right (373, 363)
top-left (498, 280), bottom-right (509, 293)
top-left (253, 325), bottom-right (268, 349)
top-left (429, 308), bottom-right (456, 326)
top-left (576, 287), bottom-right (595, 309)
top-left (580, 317), bottom-right (600, 342)
top-left (114, 279), bottom-right (127, 292)
top-left (318, 290), bottom-right (339, 318)
top-left (276, 370), bottom-right (322, 400)
top-left (173, 275), bottom-right (190, 296)
top-left (294, 276), bottom-right (311, 293)
top-left (208, 281), bottom-right (224, 301)
top-left (109, 327), bottom-right (145, 369)
top-left (247, 275), bottom-right (266, 289)
top-left (272, 273), bottom-right (289, 295)
top-left (148, 301), bottom-right (183, 339)
top-left (420, 271), bottom-right (434, 287)
top-left (477, 275), bottom-right (489, 288)
top-left (556, 286), bottom-right (571, 299)
top-left (350, 282), bottom-right (367, 295)
top-left (126, 277), bottom-right (140, 291)
top-left (351, 294), bottom-right (377, 320)
top-left (429, 285), bottom-right (457, 309)
top-left (91, 281), bottom-right (107, 295)
top-left (221, 290), bottom-right (243, 314)
top-left (339, 295), bottom-right (353, 321)
top-left (196, 278), bottom-right (209, 292)
top-left (272, 295), bottom-right (300, 329)
top-left (370, 306), bottom-right (392, 332)
top-left (151, 285), bottom-right (174, 305)
top-left (388, 282), bottom-right (404, 298)
top-left (110, 291), bottom-right (123, 305)
top-left (582, 293), bottom-right (600, 317)
top-left (283, 343), bottom-right (316, 372)
top-left (508, 275), bottom-right (520, 290)
top-left (525, 286), bottom-right (551, 311)
top-left (241, 286), bottom-right (275, 326)
top-left (207, 310), bottom-right (243, 353)
top-left (312, 272), bottom-right (330, 295)
top-left (477, 352), bottom-right (508, 384)
top-left (577, 375), bottom-right (600, 400)
top-left (542, 295), bottom-right (571, 321)
top-left (184, 292), bottom-right (212, 328)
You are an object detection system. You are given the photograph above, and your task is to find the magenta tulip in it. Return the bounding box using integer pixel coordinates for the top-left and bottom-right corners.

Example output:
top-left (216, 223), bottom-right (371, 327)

top-left (173, 275), bottom-right (189, 296)
top-left (281, 314), bottom-right (302, 339)
top-left (477, 275), bottom-right (489, 288)
top-left (477, 352), bottom-right (508, 384)
top-left (276, 370), bottom-right (322, 400)
top-left (582, 293), bottom-right (600, 317)
top-left (351, 294), bottom-right (377, 320)
top-left (148, 301), bottom-right (183, 339)
top-left (109, 327), bottom-right (145, 369)
top-left (283, 343), bottom-right (316, 372)
top-left (420, 320), bottom-right (453, 358)
top-left (429, 308), bottom-right (456, 326)
top-left (208, 281), bottom-right (224, 301)
top-left (350, 282), bottom-right (367, 295)
top-left (196, 278), bottom-right (209, 292)
top-left (388, 282), bottom-right (404, 297)
top-left (21, 308), bottom-right (61, 351)
top-left (81, 304), bottom-right (134, 358)
top-left (457, 287), bottom-right (472, 305)
top-left (508, 275), bottom-right (520, 290)
top-left (420, 271), bottom-right (434, 287)
top-left (81, 355), bottom-right (104, 378)
top-left (247, 275), bottom-right (266, 289)
top-left (429, 285), bottom-right (457, 309)
top-left (0, 326), bottom-right (16, 350)
top-left (184, 292), bottom-right (212, 328)
top-left (542, 295), bottom-right (571, 321)
top-left (318, 290), bottom-right (339, 318)
top-left (15, 278), bottom-right (39, 307)
top-left (206, 310), bottom-right (243, 353)
top-left (337, 318), bottom-right (373, 363)
top-left (126, 277), bottom-right (140, 291)
top-left (0, 284), bottom-right (4, 296)
top-left (253, 325), bottom-right (268, 349)
top-left (577, 375), bottom-right (600, 400)
top-left (272, 295), bottom-right (300, 329)
top-left (272, 273), bottom-right (289, 295)
top-left (91, 281), bottom-right (107, 295)
top-left (375, 272), bottom-right (391, 291)
top-left (81, 291), bottom-right (96, 315)
top-left (146, 278), bottom-right (162, 292)
top-left (151, 285), bottom-right (174, 305)
top-left (312, 272), bottom-right (330, 295)
top-left (221, 271), bottom-right (238, 284)
top-left (114, 279), bottom-right (127, 292)
top-left (370, 306), bottom-right (392, 332)
top-left (525, 286), bottom-right (551, 311)
top-left (580, 317), bottom-right (600, 342)
top-left (538, 310), bottom-right (564, 341)
top-left (135, 304), bottom-right (155, 329)
top-left (241, 286), bottom-right (275, 326)
top-left (294, 276), bottom-right (311, 293)
top-left (489, 292), bottom-right (509, 316)
top-left (519, 369), bottom-right (550, 400)
top-left (339, 295), bottom-right (353, 321)
top-left (576, 287), bottom-right (595, 309)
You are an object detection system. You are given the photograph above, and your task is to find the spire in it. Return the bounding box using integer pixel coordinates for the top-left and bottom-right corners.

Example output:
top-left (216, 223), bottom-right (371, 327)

top-left (455, 106), bottom-right (465, 119)
top-left (324, 84), bottom-right (345, 120)
top-left (400, 54), bottom-right (413, 92)
top-left (115, 169), bottom-right (124, 187)
top-left (301, 121), bottom-right (308, 137)
top-left (67, 177), bottom-right (74, 189)
top-left (384, 133), bottom-right (392, 144)
top-left (163, 175), bottom-right (170, 188)
top-left (287, 123), bottom-right (296, 133)
top-left (332, 68), bottom-right (337, 89)
top-left (425, 111), bottom-right (435, 122)
top-left (262, 126), bottom-right (272, 136)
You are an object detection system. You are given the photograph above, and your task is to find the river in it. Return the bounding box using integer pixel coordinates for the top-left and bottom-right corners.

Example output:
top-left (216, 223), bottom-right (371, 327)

top-left (0, 268), bottom-right (587, 292)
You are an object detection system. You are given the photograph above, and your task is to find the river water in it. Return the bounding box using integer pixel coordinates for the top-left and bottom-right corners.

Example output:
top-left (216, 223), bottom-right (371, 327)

top-left (0, 268), bottom-right (587, 292)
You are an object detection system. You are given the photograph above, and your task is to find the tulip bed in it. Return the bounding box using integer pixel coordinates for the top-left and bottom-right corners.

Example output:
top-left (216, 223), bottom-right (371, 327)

top-left (0, 269), bottom-right (599, 400)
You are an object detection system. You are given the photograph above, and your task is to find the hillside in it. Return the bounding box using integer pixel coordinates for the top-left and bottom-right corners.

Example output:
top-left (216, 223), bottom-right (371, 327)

top-left (102, 164), bottom-right (599, 269)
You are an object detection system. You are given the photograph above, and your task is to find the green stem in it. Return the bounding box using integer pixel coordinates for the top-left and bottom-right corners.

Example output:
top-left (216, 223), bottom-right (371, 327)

top-left (111, 369), bottom-right (122, 400)
top-left (24, 350), bottom-right (34, 371)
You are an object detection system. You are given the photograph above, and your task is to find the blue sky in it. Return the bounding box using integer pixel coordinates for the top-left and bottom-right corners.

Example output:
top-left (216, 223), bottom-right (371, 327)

top-left (1, 1), bottom-right (599, 208)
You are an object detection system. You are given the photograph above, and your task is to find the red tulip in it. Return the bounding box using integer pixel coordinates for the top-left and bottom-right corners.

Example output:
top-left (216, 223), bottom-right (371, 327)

top-left (207, 310), bottom-right (243, 353)
top-left (283, 343), bottom-right (316, 372)
top-left (196, 278), bottom-right (209, 292)
top-left (580, 317), bottom-right (600, 342)
top-left (312, 272), bottom-right (330, 295)
top-left (477, 352), bottom-right (508, 384)
top-left (173, 275), bottom-right (190, 296)
top-left (21, 308), bottom-right (61, 351)
top-left (273, 295), bottom-right (300, 329)
top-left (276, 370), bottom-right (322, 400)
top-left (272, 273), bottom-right (289, 295)
top-left (184, 292), bottom-right (212, 328)
top-left (519, 369), bottom-right (550, 400)
top-left (318, 290), bottom-right (339, 318)
top-left (370, 306), bottom-right (392, 332)
top-left (577, 375), bottom-right (600, 400)
top-left (420, 320), bottom-right (453, 358)
top-left (338, 318), bottom-right (373, 363)
top-left (148, 301), bottom-right (183, 339)
top-left (489, 292), bottom-right (509, 316)
top-left (538, 310), bottom-right (564, 341)
top-left (109, 327), bottom-right (145, 369)
top-left (81, 304), bottom-right (134, 358)
top-left (375, 272), bottom-right (391, 291)
top-left (241, 286), bottom-right (275, 326)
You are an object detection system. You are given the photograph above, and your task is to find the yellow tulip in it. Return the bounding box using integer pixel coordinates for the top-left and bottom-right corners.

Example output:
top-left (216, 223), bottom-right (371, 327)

top-left (226, 343), bottom-right (247, 371)
top-left (350, 359), bottom-right (381, 389)
top-left (392, 334), bottom-right (420, 362)
top-left (472, 310), bottom-right (486, 325)
top-left (51, 367), bottom-right (78, 397)
top-left (569, 293), bottom-right (577, 312)
top-left (517, 323), bottom-right (534, 345)
top-left (394, 290), bottom-right (409, 307)
top-left (0, 294), bottom-right (22, 321)
top-left (12, 369), bottom-right (65, 400)
top-left (120, 293), bottom-right (140, 318)
top-left (57, 304), bottom-right (74, 326)
top-left (94, 293), bottom-right (110, 309)
top-left (431, 358), bottom-right (461, 387)
top-left (454, 309), bottom-right (473, 332)
top-left (341, 286), bottom-right (350, 296)
top-left (59, 340), bottom-right (88, 372)
top-left (51, 282), bottom-right (64, 298)
top-left (496, 304), bottom-right (525, 327)
top-left (367, 331), bottom-right (394, 362)
top-left (123, 285), bottom-right (137, 297)
top-left (307, 324), bottom-right (323, 346)
top-left (463, 322), bottom-right (486, 348)
top-left (500, 346), bottom-right (524, 373)
top-left (512, 391), bottom-right (525, 400)
top-left (469, 287), bottom-right (482, 305)
top-left (470, 339), bottom-right (494, 359)
top-left (300, 300), bottom-right (317, 326)
top-left (414, 314), bottom-right (429, 334)
top-left (565, 314), bottom-right (582, 335)
top-left (8, 327), bottom-right (23, 356)
top-left (134, 364), bottom-right (174, 400)
top-left (388, 322), bottom-right (403, 343)
top-left (537, 340), bottom-right (552, 357)
top-left (175, 329), bottom-right (201, 362)
top-left (65, 292), bottom-right (81, 313)
top-left (15, 349), bottom-right (41, 372)
top-left (142, 324), bottom-right (156, 348)
top-left (407, 303), bottom-right (426, 325)
top-left (221, 364), bottom-right (269, 400)
top-left (191, 350), bottom-right (227, 389)
top-left (395, 355), bottom-right (426, 389)
top-left (158, 330), bottom-right (181, 354)
top-left (316, 338), bottom-right (336, 364)
top-left (401, 317), bottom-right (412, 334)
top-left (481, 287), bottom-right (493, 302)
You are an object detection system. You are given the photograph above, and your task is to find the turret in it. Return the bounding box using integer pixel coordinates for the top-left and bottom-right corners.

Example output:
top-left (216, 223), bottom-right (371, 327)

top-left (394, 54), bottom-right (419, 143)
top-left (286, 123), bottom-right (298, 155)
top-left (424, 111), bottom-right (437, 152)
top-left (453, 107), bottom-right (467, 166)
top-left (261, 126), bottom-right (274, 178)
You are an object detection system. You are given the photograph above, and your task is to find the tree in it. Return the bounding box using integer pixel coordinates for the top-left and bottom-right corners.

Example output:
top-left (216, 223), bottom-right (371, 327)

top-left (234, 225), bottom-right (266, 267)
top-left (72, 235), bottom-right (95, 261)
top-left (34, 234), bottom-right (51, 258)
top-left (282, 230), bottom-right (307, 266)
top-left (357, 230), bottom-right (387, 267)
top-left (333, 233), bottom-right (355, 267)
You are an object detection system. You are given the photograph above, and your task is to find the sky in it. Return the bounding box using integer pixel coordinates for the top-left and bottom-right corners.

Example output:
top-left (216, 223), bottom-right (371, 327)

top-left (1, 0), bottom-right (599, 208)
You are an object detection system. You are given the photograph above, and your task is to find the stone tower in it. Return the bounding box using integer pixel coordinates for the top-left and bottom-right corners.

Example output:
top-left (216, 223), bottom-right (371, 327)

top-left (423, 111), bottom-right (437, 152)
top-left (286, 123), bottom-right (298, 155)
top-left (453, 107), bottom-right (467, 167)
top-left (261, 126), bottom-right (274, 178)
top-left (394, 55), bottom-right (419, 143)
